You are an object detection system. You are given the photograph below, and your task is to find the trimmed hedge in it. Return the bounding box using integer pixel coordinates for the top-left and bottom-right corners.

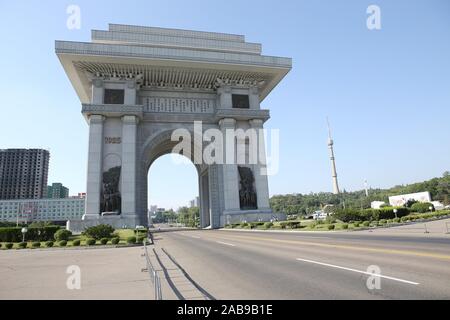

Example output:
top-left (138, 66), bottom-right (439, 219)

top-left (137, 236), bottom-right (146, 243)
top-left (18, 242), bottom-right (27, 249)
top-left (83, 225), bottom-right (115, 240)
top-left (32, 242), bottom-right (41, 248)
top-left (334, 207), bottom-right (409, 222)
top-left (111, 237), bottom-right (120, 245)
top-left (410, 202), bottom-right (434, 213)
top-left (264, 222), bottom-right (274, 229)
top-left (327, 224), bottom-right (335, 230)
top-left (127, 236), bottom-right (136, 244)
top-left (45, 241), bottom-right (54, 248)
top-left (86, 239), bottom-right (96, 246)
top-left (59, 240), bottom-right (67, 247)
top-left (72, 239), bottom-right (81, 246)
top-left (0, 225), bottom-right (61, 242)
top-left (100, 238), bottom-right (109, 245)
top-left (5, 243), bottom-right (13, 249)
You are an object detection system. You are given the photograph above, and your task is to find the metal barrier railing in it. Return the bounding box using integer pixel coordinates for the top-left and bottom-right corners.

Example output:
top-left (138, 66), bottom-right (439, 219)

top-left (142, 241), bottom-right (162, 300)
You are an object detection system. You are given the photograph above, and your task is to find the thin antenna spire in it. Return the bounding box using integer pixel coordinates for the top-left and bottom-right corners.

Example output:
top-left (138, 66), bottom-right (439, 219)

top-left (327, 117), bottom-right (340, 195)
top-left (326, 116), bottom-right (332, 140)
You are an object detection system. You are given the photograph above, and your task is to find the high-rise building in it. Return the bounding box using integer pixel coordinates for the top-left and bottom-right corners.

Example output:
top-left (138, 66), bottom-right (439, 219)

top-left (326, 119), bottom-right (340, 195)
top-left (0, 149), bottom-right (50, 200)
top-left (47, 183), bottom-right (69, 199)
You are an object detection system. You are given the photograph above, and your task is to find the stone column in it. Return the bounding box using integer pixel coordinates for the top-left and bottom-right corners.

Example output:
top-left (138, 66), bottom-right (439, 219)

top-left (84, 115), bottom-right (105, 220)
top-left (219, 118), bottom-right (240, 212)
top-left (217, 85), bottom-right (232, 109)
top-left (248, 86), bottom-right (260, 110)
top-left (249, 119), bottom-right (271, 210)
top-left (121, 115), bottom-right (138, 220)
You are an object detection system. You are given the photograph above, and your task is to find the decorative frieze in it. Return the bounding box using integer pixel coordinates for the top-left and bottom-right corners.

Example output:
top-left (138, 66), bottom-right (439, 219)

top-left (142, 97), bottom-right (215, 114)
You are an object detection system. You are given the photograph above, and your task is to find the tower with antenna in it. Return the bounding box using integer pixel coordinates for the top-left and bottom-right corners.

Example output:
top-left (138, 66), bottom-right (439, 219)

top-left (327, 118), bottom-right (340, 195)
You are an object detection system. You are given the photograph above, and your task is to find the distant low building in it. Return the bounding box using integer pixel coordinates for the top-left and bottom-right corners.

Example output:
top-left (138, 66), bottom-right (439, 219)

top-left (0, 196), bottom-right (85, 223)
top-left (371, 201), bottom-right (386, 209)
top-left (388, 191), bottom-right (431, 207)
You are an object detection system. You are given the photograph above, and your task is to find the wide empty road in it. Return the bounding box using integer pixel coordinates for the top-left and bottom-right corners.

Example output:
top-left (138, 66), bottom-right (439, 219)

top-left (152, 229), bottom-right (450, 299)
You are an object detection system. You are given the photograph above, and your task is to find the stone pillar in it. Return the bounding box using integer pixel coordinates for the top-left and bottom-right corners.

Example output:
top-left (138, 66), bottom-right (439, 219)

top-left (248, 86), bottom-right (260, 110)
top-left (249, 119), bottom-right (271, 210)
top-left (121, 115), bottom-right (138, 220)
top-left (125, 80), bottom-right (137, 105)
top-left (92, 79), bottom-right (104, 104)
top-left (219, 118), bottom-right (240, 211)
top-left (217, 85), bottom-right (232, 109)
top-left (84, 115), bottom-right (105, 220)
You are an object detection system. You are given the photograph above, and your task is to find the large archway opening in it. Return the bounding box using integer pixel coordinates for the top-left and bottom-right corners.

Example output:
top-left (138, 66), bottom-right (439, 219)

top-left (147, 154), bottom-right (200, 227)
top-left (138, 128), bottom-right (216, 229)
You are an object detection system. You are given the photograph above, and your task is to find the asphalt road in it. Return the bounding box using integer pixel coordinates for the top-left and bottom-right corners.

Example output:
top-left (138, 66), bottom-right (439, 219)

top-left (151, 229), bottom-right (450, 299)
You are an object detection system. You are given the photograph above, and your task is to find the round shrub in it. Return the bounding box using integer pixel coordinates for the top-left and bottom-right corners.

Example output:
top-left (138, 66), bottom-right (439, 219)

top-left (5, 243), bottom-right (13, 249)
top-left (59, 240), bottom-right (67, 247)
top-left (83, 224), bottom-right (115, 240)
top-left (327, 224), bottom-right (335, 230)
top-left (362, 221), bottom-right (370, 227)
top-left (341, 223), bottom-right (348, 230)
top-left (353, 222), bottom-right (360, 228)
top-left (111, 237), bottom-right (120, 245)
top-left (410, 202), bottom-right (434, 213)
top-left (0, 243), bottom-right (2, 248)
top-left (401, 216), bottom-right (410, 222)
top-left (127, 236), bottom-right (137, 244)
top-left (54, 229), bottom-right (72, 242)
top-left (264, 222), bottom-right (274, 229)
top-left (45, 241), bottom-right (54, 248)
top-left (18, 242), bottom-right (27, 249)
top-left (72, 239), bottom-right (81, 246)
top-left (100, 238), bottom-right (109, 245)
top-left (379, 219), bottom-right (387, 224)
top-left (393, 217), bottom-right (401, 223)
top-left (86, 238), bottom-right (96, 246)
top-left (137, 236), bottom-right (146, 243)
top-left (32, 242), bottom-right (41, 248)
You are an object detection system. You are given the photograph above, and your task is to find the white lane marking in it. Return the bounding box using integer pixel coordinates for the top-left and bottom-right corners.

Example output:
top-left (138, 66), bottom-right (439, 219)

top-left (216, 241), bottom-right (236, 247)
top-left (296, 258), bottom-right (419, 286)
top-left (178, 233), bottom-right (201, 239)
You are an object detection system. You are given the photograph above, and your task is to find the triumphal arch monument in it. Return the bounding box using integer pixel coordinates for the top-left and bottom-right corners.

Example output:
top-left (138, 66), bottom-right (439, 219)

top-left (57, 24), bottom-right (291, 230)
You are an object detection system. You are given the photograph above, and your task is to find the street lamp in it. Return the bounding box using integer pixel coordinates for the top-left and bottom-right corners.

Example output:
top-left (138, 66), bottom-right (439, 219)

top-left (429, 206), bottom-right (433, 213)
top-left (393, 209), bottom-right (398, 219)
top-left (21, 227), bottom-right (28, 242)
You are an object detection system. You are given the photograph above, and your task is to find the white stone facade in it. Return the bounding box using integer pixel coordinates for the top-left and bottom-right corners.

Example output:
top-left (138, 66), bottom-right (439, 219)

top-left (56, 24), bottom-right (291, 229)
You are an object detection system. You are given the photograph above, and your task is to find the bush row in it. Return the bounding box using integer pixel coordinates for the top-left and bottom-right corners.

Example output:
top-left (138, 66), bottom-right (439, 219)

top-left (333, 207), bottom-right (410, 223)
top-left (0, 226), bottom-right (61, 242)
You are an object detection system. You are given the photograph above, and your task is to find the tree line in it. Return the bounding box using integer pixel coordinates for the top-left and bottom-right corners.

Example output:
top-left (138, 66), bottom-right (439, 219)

top-left (270, 171), bottom-right (450, 216)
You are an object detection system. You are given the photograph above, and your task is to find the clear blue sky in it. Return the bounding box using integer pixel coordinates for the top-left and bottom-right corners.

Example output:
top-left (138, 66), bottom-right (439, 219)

top-left (1, 1), bottom-right (449, 210)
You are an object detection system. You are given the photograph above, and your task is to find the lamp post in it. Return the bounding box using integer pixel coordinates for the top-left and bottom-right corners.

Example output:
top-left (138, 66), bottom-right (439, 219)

top-left (393, 209), bottom-right (398, 219)
top-left (21, 227), bottom-right (28, 242)
top-left (429, 206), bottom-right (433, 214)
